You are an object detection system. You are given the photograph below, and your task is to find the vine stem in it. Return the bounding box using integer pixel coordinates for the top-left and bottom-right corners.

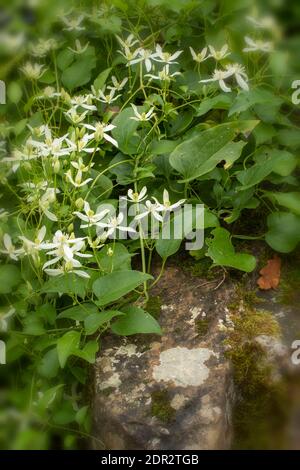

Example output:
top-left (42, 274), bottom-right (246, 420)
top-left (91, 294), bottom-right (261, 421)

top-left (150, 258), bottom-right (166, 288)
top-left (134, 181), bottom-right (149, 302)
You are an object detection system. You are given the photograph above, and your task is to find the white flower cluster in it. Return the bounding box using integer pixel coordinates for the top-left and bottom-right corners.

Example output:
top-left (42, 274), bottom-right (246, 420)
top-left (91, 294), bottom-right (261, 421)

top-left (0, 187), bottom-right (185, 279)
top-left (117, 34), bottom-right (183, 82)
top-left (1, 229), bottom-right (92, 279)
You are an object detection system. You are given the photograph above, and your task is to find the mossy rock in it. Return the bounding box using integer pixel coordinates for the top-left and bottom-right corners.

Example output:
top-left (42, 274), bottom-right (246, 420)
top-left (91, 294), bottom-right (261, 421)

top-left (151, 390), bottom-right (176, 423)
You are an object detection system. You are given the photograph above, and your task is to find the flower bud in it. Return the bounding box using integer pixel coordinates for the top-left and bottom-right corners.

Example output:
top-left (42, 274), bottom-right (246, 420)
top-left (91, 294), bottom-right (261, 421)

top-left (75, 197), bottom-right (84, 210)
top-left (53, 158), bottom-right (60, 173)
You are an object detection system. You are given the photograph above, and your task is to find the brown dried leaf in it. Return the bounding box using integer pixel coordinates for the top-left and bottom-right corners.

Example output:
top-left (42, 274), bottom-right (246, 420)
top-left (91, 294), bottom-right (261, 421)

top-left (257, 255), bottom-right (281, 290)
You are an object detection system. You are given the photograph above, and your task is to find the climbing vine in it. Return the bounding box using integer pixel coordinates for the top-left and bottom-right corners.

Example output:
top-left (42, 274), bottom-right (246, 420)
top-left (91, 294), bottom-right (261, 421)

top-left (0, 0), bottom-right (299, 449)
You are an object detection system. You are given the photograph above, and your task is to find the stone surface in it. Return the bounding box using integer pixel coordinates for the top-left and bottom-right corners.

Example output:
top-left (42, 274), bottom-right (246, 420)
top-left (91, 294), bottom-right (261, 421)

top-left (92, 263), bottom-right (235, 450)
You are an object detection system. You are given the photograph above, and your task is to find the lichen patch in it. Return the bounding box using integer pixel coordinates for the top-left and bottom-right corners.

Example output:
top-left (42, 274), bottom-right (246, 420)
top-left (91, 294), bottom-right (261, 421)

top-left (99, 372), bottom-right (121, 391)
top-left (152, 346), bottom-right (215, 387)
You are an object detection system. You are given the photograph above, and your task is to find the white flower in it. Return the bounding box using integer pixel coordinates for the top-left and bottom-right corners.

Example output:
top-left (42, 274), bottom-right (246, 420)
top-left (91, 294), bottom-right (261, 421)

top-left (118, 45), bottom-right (139, 62)
top-left (62, 14), bottom-right (85, 31)
top-left (19, 226), bottom-right (47, 255)
top-left (121, 186), bottom-right (148, 203)
top-left (189, 46), bottom-right (209, 64)
top-left (0, 32), bottom-right (25, 53)
top-left (41, 231), bottom-right (85, 251)
top-left (70, 95), bottom-right (97, 111)
top-left (246, 15), bottom-right (276, 30)
top-left (68, 39), bottom-right (89, 54)
top-left (65, 169), bottom-right (93, 188)
top-left (39, 188), bottom-right (60, 222)
top-left (93, 87), bottom-right (121, 105)
top-left (74, 201), bottom-right (110, 228)
top-left (153, 45), bottom-right (183, 65)
top-left (70, 157), bottom-right (93, 173)
top-left (145, 64), bottom-right (181, 82)
top-left (0, 234), bottom-right (24, 261)
top-left (20, 62), bottom-right (46, 80)
top-left (41, 231), bottom-right (91, 273)
top-left (225, 63), bottom-right (249, 91)
top-left (107, 76), bottom-right (128, 91)
top-left (69, 134), bottom-right (99, 154)
top-left (0, 307), bottom-right (15, 332)
top-left (97, 213), bottom-right (136, 237)
top-left (83, 122), bottom-right (118, 147)
top-left (2, 140), bottom-right (39, 170)
top-left (37, 86), bottom-right (56, 99)
top-left (128, 48), bottom-right (157, 72)
top-left (87, 235), bottom-right (106, 250)
top-left (243, 36), bottom-right (273, 53)
top-left (116, 34), bottom-right (139, 50)
top-left (64, 108), bottom-right (88, 125)
top-left (208, 44), bottom-right (230, 61)
top-left (29, 128), bottom-right (72, 158)
top-left (135, 200), bottom-right (163, 222)
top-left (130, 104), bottom-right (155, 122)
top-left (30, 38), bottom-right (57, 57)
top-left (200, 69), bottom-right (233, 93)
top-left (154, 189), bottom-right (185, 212)
top-left (45, 258), bottom-right (90, 279)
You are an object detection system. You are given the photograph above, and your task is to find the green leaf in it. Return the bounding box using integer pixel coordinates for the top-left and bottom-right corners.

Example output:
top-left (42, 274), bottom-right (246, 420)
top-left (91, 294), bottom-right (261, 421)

top-left (204, 209), bottom-right (220, 228)
top-left (166, 108), bottom-right (194, 137)
top-left (150, 139), bottom-right (179, 155)
top-left (23, 315), bottom-right (45, 335)
top-left (96, 243), bottom-right (131, 272)
top-left (195, 95), bottom-right (232, 117)
top-left (229, 88), bottom-right (282, 116)
top-left (74, 340), bottom-right (99, 364)
top-left (206, 227), bottom-right (256, 272)
top-left (112, 107), bottom-right (142, 154)
top-left (58, 303), bottom-right (98, 321)
top-left (266, 192), bottom-right (300, 216)
top-left (41, 274), bottom-right (88, 298)
top-left (57, 331), bottom-right (81, 368)
top-left (7, 82), bottom-right (23, 104)
top-left (88, 173), bottom-right (113, 199)
top-left (169, 123), bottom-right (235, 181)
top-left (93, 67), bottom-right (112, 91)
top-left (265, 150), bottom-right (297, 177)
top-left (93, 270), bottom-right (152, 306)
top-left (0, 264), bottom-right (21, 294)
top-left (84, 310), bottom-right (124, 334)
top-left (169, 122), bottom-right (255, 183)
top-left (156, 237), bottom-right (182, 260)
top-left (265, 212), bottom-right (300, 253)
top-left (56, 49), bottom-right (74, 71)
top-left (38, 70), bottom-right (56, 84)
top-left (111, 306), bottom-right (162, 336)
top-left (61, 61), bottom-right (92, 90)
top-left (236, 149), bottom-right (293, 190)
top-left (61, 48), bottom-right (96, 90)
top-left (37, 384), bottom-right (64, 410)
top-left (92, 16), bottom-right (122, 34)
top-left (36, 303), bottom-right (56, 325)
top-left (75, 406), bottom-right (89, 427)
top-left (38, 348), bottom-right (60, 379)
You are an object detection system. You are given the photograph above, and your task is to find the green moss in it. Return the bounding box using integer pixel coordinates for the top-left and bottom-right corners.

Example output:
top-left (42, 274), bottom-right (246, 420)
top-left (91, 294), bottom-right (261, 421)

top-left (146, 296), bottom-right (161, 319)
top-left (228, 286), bottom-right (262, 312)
top-left (100, 387), bottom-right (115, 396)
top-left (278, 262), bottom-right (300, 307)
top-left (226, 294), bottom-right (288, 449)
top-left (195, 318), bottom-right (210, 336)
top-left (182, 257), bottom-right (218, 280)
top-left (151, 390), bottom-right (176, 423)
